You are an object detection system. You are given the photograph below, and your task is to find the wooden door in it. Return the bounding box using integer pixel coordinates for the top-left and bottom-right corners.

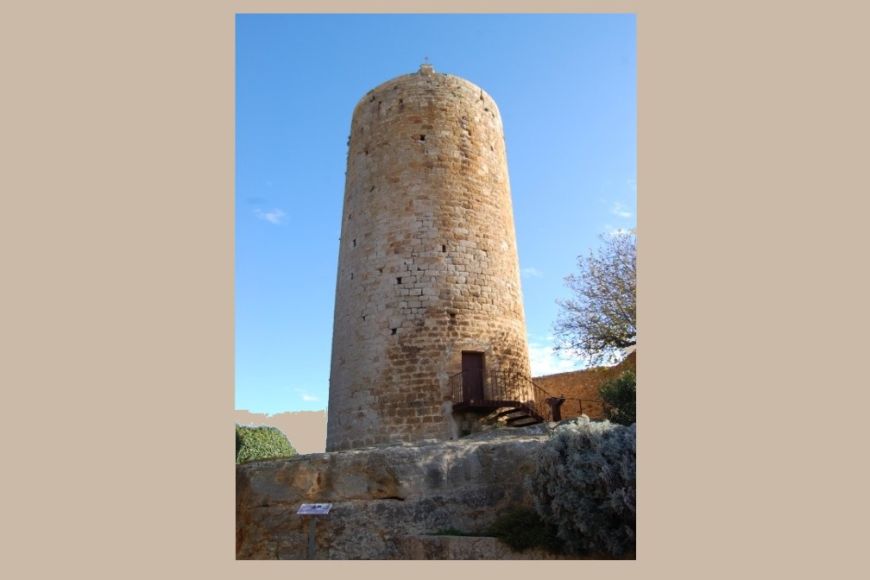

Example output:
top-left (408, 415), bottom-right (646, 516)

top-left (462, 352), bottom-right (485, 402)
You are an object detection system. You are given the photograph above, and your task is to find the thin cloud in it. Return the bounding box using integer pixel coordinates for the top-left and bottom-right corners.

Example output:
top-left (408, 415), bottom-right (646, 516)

top-left (528, 337), bottom-right (584, 377)
top-left (254, 208), bottom-right (286, 224)
top-left (610, 202), bottom-right (633, 219)
top-left (521, 267), bottom-right (543, 278)
top-left (294, 387), bottom-right (320, 402)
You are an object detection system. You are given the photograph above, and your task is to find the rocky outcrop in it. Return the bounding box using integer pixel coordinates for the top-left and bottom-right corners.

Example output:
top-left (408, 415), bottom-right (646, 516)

top-left (236, 425), bottom-right (557, 559)
top-left (400, 535), bottom-right (569, 560)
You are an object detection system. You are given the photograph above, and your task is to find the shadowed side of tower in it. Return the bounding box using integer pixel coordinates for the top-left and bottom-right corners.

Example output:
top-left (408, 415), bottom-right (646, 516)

top-left (326, 65), bottom-right (531, 451)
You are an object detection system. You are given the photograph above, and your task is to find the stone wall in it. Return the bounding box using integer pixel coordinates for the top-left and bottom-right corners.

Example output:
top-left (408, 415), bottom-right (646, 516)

top-left (328, 65), bottom-right (530, 451)
top-left (533, 351), bottom-right (636, 420)
top-left (237, 426), bottom-right (553, 559)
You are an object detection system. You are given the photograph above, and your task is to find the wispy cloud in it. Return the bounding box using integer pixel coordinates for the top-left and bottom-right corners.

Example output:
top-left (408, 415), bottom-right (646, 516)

top-left (294, 387), bottom-right (320, 402)
top-left (254, 208), bottom-right (286, 224)
top-left (528, 336), bottom-right (585, 377)
top-left (521, 267), bottom-right (543, 279)
top-left (610, 202), bottom-right (633, 219)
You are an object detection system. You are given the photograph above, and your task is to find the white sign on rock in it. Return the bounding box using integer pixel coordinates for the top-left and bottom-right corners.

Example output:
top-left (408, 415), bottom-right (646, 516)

top-left (297, 503), bottom-right (333, 516)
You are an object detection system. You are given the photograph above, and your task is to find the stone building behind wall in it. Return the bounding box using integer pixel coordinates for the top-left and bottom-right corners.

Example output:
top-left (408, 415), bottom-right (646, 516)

top-left (326, 64), bottom-right (531, 451)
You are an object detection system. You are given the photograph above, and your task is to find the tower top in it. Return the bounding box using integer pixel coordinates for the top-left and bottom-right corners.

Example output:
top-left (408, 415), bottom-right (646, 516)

top-left (419, 58), bottom-right (434, 76)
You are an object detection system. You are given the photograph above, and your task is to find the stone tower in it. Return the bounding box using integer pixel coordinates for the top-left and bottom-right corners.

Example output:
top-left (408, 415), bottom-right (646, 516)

top-left (326, 64), bottom-right (531, 451)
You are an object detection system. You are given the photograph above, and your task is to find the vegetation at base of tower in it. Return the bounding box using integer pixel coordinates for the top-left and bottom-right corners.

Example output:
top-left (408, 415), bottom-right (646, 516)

top-left (430, 527), bottom-right (489, 538)
top-left (235, 425), bottom-right (296, 464)
top-left (599, 370), bottom-right (636, 426)
top-left (487, 507), bottom-right (563, 554)
top-left (554, 230), bottom-right (636, 365)
top-left (428, 509), bottom-right (562, 553)
top-left (530, 417), bottom-right (636, 557)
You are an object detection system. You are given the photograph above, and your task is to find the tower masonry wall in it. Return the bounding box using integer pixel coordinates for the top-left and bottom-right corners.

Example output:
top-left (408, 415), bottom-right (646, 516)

top-left (327, 68), bottom-right (530, 451)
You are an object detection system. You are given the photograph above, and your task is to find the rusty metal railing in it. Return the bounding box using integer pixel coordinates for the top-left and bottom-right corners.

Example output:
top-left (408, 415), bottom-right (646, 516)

top-left (448, 369), bottom-right (548, 422)
top-left (449, 369), bottom-right (609, 422)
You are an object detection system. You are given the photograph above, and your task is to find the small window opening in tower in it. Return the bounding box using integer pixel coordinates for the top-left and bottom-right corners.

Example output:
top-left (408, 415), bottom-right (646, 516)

top-left (419, 135), bottom-right (425, 141)
top-left (348, 213), bottom-right (352, 221)
top-left (370, 185), bottom-right (375, 192)
top-left (353, 239), bottom-right (357, 247)
top-left (377, 267), bottom-right (383, 274)
top-left (442, 245), bottom-right (447, 252)
top-left (396, 277), bottom-right (402, 284)
top-left (350, 272), bottom-right (354, 280)
top-left (391, 328), bottom-right (397, 335)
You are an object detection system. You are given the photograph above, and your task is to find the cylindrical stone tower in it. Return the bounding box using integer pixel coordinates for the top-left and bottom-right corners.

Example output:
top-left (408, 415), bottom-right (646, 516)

top-left (326, 64), bottom-right (531, 451)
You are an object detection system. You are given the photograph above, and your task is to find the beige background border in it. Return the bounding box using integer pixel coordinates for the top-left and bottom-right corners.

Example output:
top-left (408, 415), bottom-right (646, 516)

top-left (4, 0), bottom-right (867, 578)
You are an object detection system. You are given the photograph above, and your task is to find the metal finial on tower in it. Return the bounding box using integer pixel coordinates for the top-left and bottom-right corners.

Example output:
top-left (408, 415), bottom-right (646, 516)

top-left (419, 57), bottom-right (434, 76)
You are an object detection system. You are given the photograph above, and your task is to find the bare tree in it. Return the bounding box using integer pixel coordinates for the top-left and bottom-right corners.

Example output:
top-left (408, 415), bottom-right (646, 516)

top-left (554, 230), bottom-right (636, 365)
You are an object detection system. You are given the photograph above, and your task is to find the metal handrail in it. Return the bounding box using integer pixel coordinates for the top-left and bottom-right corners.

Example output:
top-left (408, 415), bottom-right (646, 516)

top-left (448, 369), bottom-right (609, 421)
top-left (448, 369), bottom-right (547, 421)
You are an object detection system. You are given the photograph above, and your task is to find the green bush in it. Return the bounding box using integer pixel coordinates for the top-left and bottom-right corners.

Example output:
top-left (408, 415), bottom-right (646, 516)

top-left (235, 425), bottom-right (296, 464)
top-left (530, 417), bottom-right (636, 557)
top-left (487, 507), bottom-right (563, 554)
top-left (599, 370), bottom-right (636, 425)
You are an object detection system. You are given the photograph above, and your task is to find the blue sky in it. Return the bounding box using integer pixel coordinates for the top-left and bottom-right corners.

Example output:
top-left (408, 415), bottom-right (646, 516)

top-left (236, 14), bottom-right (636, 414)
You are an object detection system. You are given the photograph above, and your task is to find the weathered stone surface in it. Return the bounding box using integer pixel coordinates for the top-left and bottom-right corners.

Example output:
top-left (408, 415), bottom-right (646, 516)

top-left (400, 535), bottom-right (569, 560)
top-left (327, 65), bottom-right (531, 451)
top-left (236, 425), bottom-right (558, 559)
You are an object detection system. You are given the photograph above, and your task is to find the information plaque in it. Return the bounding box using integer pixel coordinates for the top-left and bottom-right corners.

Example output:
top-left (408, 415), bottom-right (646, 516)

top-left (297, 503), bottom-right (333, 516)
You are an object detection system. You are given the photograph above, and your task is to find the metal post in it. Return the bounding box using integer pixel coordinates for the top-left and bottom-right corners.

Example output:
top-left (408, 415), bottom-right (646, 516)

top-left (307, 517), bottom-right (316, 559)
top-left (297, 503), bottom-right (331, 560)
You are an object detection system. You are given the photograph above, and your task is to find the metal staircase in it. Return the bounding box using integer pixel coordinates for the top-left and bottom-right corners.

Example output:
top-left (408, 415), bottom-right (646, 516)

top-left (449, 369), bottom-right (553, 426)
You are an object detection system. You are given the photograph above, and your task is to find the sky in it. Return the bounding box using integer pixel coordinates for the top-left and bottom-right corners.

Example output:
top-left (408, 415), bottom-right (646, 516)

top-left (236, 14), bottom-right (636, 415)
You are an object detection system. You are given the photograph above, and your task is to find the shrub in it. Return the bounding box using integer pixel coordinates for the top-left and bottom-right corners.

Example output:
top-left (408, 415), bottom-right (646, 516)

top-left (487, 507), bottom-right (563, 554)
top-left (530, 417), bottom-right (636, 557)
top-left (235, 425), bottom-right (296, 464)
top-left (599, 370), bottom-right (636, 425)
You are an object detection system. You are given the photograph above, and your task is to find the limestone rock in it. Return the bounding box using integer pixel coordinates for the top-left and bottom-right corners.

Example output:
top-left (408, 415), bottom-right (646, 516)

top-left (236, 425), bottom-right (558, 559)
